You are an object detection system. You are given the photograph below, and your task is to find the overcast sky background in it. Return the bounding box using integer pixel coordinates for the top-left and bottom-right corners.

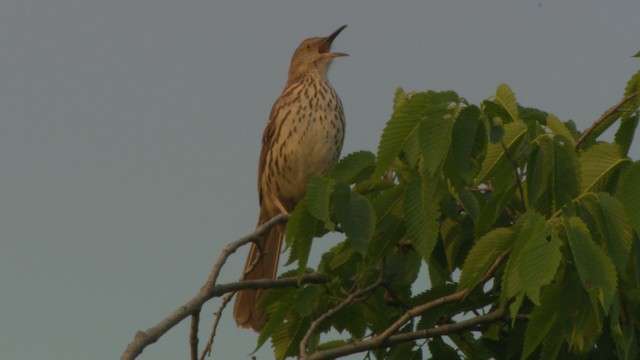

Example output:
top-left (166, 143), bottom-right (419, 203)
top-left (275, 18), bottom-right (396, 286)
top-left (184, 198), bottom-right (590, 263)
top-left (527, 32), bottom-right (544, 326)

top-left (1, 1), bottom-right (639, 359)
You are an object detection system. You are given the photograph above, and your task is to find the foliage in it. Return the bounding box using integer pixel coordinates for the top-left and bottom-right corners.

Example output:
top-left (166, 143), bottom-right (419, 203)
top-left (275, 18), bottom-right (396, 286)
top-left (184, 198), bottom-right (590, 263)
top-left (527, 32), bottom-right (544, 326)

top-left (259, 66), bottom-right (640, 359)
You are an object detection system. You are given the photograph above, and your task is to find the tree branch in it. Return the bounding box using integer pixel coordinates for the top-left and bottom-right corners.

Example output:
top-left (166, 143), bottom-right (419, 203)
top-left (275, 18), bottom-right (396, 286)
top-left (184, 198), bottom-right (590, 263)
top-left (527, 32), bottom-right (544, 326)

top-left (575, 91), bottom-right (640, 150)
top-left (190, 313), bottom-right (199, 360)
top-left (308, 307), bottom-right (510, 360)
top-left (305, 249), bottom-right (511, 360)
top-left (121, 273), bottom-right (330, 360)
top-left (121, 213), bottom-right (300, 360)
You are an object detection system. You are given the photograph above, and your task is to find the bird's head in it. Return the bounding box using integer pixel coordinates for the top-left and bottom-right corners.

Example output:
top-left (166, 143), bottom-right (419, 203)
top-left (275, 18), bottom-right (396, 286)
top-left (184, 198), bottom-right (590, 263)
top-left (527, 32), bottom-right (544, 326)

top-left (287, 25), bottom-right (348, 85)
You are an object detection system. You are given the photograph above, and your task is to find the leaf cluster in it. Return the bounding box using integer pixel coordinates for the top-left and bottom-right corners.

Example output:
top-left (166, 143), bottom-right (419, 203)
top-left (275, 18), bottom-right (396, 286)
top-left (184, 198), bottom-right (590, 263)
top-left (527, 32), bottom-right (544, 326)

top-left (258, 67), bottom-right (640, 359)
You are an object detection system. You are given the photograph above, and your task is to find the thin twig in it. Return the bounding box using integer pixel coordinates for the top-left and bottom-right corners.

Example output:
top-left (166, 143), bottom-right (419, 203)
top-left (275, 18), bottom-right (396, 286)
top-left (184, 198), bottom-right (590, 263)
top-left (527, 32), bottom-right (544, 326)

top-left (299, 271), bottom-right (385, 359)
top-left (305, 249), bottom-right (511, 360)
top-left (575, 91), bottom-right (640, 150)
top-left (121, 214), bottom-right (291, 360)
top-left (200, 231), bottom-right (269, 359)
top-left (200, 292), bottom-right (235, 360)
top-left (200, 291), bottom-right (236, 360)
top-left (190, 313), bottom-right (199, 360)
top-left (500, 140), bottom-right (526, 212)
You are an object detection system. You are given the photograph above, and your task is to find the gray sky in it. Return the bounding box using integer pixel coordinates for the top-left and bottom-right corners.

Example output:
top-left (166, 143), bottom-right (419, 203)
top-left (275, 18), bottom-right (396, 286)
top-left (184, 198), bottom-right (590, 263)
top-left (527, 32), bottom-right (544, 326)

top-left (1, 1), bottom-right (639, 359)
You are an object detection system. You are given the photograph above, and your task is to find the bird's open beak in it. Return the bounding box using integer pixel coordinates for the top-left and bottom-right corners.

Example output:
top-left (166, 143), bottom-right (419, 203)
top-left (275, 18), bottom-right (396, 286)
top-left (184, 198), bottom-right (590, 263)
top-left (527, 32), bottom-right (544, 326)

top-left (319, 25), bottom-right (348, 58)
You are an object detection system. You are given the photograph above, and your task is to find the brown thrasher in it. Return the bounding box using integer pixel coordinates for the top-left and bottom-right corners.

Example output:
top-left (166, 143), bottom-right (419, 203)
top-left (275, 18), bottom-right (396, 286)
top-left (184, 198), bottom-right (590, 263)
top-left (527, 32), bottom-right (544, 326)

top-left (233, 26), bottom-right (348, 331)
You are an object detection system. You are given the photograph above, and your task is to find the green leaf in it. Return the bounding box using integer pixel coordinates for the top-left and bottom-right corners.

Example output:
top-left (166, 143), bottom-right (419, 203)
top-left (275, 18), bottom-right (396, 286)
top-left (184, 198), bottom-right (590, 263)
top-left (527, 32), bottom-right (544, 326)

top-left (256, 288), bottom-right (297, 352)
top-left (393, 87), bottom-right (407, 111)
top-left (552, 137), bottom-right (580, 209)
top-left (579, 143), bottom-right (628, 193)
top-left (334, 184), bottom-right (375, 254)
top-left (503, 212), bottom-right (558, 306)
top-left (295, 285), bottom-right (323, 317)
top-left (418, 111), bottom-right (455, 175)
top-left (403, 177), bottom-right (440, 261)
top-left (495, 83), bottom-right (520, 123)
top-left (477, 121), bottom-right (527, 183)
top-left (546, 114), bottom-right (576, 144)
top-left (330, 151), bottom-right (376, 184)
top-left (369, 186), bottom-right (405, 260)
top-left (429, 338), bottom-right (461, 360)
top-left (624, 69), bottom-right (640, 96)
top-left (375, 91), bottom-right (459, 176)
top-left (579, 193), bottom-right (633, 275)
top-left (305, 176), bottom-right (335, 229)
top-left (526, 137), bottom-right (553, 207)
top-left (564, 217), bottom-right (617, 310)
top-left (450, 105), bottom-right (486, 182)
top-left (618, 161), bottom-right (640, 235)
top-left (271, 313), bottom-right (309, 360)
top-left (458, 227), bottom-right (515, 292)
top-left (522, 300), bottom-right (558, 359)
top-left (615, 113), bottom-right (639, 156)
top-left (474, 181), bottom-right (517, 237)
top-left (284, 198), bottom-right (323, 275)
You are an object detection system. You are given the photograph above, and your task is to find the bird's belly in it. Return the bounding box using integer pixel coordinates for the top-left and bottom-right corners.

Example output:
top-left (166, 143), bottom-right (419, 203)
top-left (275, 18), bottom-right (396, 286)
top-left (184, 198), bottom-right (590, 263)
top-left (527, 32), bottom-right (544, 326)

top-left (277, 111), bottom-right (343, 203)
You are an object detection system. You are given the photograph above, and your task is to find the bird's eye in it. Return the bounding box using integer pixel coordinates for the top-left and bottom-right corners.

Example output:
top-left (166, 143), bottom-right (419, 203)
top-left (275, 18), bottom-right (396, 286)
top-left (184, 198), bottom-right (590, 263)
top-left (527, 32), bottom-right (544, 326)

top-left (305, 44), bottom-right (311, 50)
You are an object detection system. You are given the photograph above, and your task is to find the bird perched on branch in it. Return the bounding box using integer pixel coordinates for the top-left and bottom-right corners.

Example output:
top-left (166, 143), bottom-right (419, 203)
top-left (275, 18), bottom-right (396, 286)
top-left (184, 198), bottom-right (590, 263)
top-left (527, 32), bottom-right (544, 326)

top-left (233, 25), bottom-right (348, 331)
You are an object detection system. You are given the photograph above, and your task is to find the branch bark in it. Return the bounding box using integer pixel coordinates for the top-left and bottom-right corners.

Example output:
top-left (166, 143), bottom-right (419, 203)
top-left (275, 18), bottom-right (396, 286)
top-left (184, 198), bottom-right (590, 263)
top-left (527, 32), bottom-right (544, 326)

top-left (120, 213), bottom-right (324, 360)
top-left (575, 91), bottom-right (640, 149)
top-left (308, 307), bottom-right (511, 360)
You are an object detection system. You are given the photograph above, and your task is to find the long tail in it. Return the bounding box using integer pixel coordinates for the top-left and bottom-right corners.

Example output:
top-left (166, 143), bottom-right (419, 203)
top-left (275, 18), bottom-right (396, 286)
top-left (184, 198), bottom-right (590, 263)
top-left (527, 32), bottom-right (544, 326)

top-left (232, 210), bottom-right (284, 332)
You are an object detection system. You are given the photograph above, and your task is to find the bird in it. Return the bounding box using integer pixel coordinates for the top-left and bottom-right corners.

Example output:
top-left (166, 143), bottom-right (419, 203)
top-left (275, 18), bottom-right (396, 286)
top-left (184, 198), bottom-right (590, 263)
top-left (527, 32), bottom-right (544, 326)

top-left (233, 25), bottom-right (348, 331)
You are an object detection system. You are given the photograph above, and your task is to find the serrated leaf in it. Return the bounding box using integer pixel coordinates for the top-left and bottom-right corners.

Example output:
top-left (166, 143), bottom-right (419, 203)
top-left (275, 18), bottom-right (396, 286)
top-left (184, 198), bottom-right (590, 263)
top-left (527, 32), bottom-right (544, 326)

top-left (375, 91), bottom-right (459, 176)
top-left (419, 112), bottom-right (455, 174)
top-left (393, 87), bottom-right (407, 111)
top-left (618, 161), bottom-right (640, 235)
top-left (477, 121), bottom-right (527, 183)
top-left (295, 285), bottom-right (323, 317)
top-left (552, 137), bottom-right (580, 210)
top-left (256, 288), bottom-right (297, 352)
top-left (285, 199), bottom-right (323, 276)
top-left (330, 151), bottom-right (376, 184)
top-left (579, 193), bottom-right (633, 275)
top-left (334, 184), bottom-right (375, 254)
top-left (564, 217), bottom-right (617, 310)
top-left (624, 69), bottom-right (640, 96)
top-left (503, 212), bottom-right (558, 305)
top-left (546, 114), bottom-right (576, 144)
top-left (615, 113), bottom-right (639, 156)
top-left (579, 143), bottom-right (628, 193)
top-left (522, 302), bottom-right (558, 360)
top-left (458, 227), bottom-right (515, 292)
top-left (429, 338), bottom-right (461, 360)
top-left (495, 83), bottom-right (519, 123)
top-left (369, 186), bottom-right (405, 260)
top-left (271, 313), bottom-right (309, 360)
top-left (474, 181), bottom-right (518, 237)
top-left (403, 177), bottom-right (440, 261)
top-left (305, 176), bottom-right (335, 229)
top-left (450, 105), bottom-right (485, 182)
top-left (526, 137), bottom-right (553, 207)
